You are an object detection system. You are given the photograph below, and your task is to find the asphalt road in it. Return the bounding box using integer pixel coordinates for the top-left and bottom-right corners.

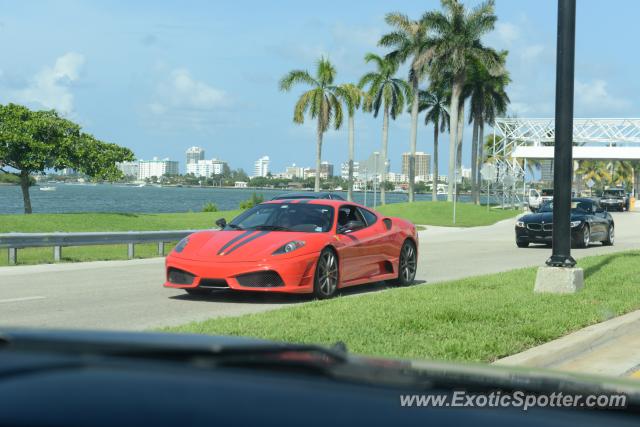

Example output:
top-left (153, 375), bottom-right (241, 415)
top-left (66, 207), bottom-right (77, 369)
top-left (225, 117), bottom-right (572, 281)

top-left (1, 210), bottom-right (639, 331)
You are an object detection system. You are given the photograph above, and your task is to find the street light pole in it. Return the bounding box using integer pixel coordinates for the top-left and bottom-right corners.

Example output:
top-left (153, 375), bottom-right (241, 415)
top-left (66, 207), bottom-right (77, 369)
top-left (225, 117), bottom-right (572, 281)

top-left (547, 0), bottom-right (576, 268)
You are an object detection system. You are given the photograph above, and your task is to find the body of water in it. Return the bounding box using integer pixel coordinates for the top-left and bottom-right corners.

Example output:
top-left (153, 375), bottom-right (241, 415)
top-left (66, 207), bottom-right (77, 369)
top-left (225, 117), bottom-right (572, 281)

top-left (0, 183), bottom-right (484, 214)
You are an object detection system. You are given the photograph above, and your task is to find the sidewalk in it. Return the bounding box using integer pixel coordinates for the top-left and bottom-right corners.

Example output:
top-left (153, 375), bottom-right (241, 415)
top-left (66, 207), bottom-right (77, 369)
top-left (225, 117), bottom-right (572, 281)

top-left (494, 309), bottom-right (640, 378)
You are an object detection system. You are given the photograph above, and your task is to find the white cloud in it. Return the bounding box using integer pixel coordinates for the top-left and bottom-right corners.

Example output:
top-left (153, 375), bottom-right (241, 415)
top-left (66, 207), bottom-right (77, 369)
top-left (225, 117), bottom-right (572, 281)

top-left (14, 52), bottom-right (85, 115)
top-left (575, 79), bottom-right (631, 114)
top-left (149, 68), bottom-right (226, 114)
top-left (520, 44), bottom-right (545, 63)
top-left (495, 22), bottom-right (520, 46)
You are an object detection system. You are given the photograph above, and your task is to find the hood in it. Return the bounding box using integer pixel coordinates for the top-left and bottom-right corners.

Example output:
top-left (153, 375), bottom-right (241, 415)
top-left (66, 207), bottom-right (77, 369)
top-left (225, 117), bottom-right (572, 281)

top-left (172, 229), bottom-right (329, 262)
top-left (521, 211), bottom-right (587, 223)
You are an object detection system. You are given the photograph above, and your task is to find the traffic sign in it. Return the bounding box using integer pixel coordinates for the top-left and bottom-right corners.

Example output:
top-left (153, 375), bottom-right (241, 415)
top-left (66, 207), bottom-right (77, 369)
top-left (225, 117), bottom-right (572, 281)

top-left (586, 179), bottom-right (595, 188)
top-left (480, 163), bottom-right (497, 181)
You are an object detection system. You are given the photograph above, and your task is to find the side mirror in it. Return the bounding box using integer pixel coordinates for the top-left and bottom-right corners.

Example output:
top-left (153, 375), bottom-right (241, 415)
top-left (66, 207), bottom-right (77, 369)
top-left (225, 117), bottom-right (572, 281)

top-left (215, 218), bottom-right (227, 229)
top-left (338, 220), bottom-right (365, 234)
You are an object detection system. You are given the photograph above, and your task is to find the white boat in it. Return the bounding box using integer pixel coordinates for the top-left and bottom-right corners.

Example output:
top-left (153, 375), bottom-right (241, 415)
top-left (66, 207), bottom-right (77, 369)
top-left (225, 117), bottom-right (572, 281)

top-left (39, 186), bottom-right (56, 191)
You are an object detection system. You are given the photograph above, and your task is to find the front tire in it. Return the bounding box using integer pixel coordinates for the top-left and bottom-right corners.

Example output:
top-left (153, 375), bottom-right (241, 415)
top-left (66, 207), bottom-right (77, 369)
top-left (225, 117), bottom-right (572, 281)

top-left (603, 224), bottom-right (615, 246)
top-left (313, 248), bottom-right (339, 299)
top-left (391, 240), bottom-right (417, 286)
top-left (578, 224), bottom-right (591, 248)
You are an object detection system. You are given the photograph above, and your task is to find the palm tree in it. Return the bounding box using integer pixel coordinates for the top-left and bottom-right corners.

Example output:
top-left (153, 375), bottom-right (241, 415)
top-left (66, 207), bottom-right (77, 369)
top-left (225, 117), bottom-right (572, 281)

top-left (611, 161), bottom-right (633, 188)
top-left (337, 83), bottom-right (363, 201)
top-left (466, 52), bottom-right (510, 203)
top-left (379, 13), bottom-right (429, 203)
top-left (576, 160), bottom-right (611, 195)
top-left (279, 57), bottom-right (343, 192)
top-left (359, 53), bottom-right (411, 205)
top-left (423, 0), bottom-right (500, 201)
top-left (419, 88), bottom-right (449, 201)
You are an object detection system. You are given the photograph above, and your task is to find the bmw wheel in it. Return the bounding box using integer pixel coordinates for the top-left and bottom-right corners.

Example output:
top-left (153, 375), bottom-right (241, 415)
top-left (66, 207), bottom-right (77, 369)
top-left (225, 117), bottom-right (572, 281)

top-left (603, 224), bottom-right (615, 246)
top-left (578, 224), bottom-right (590, 248)
top-left (313, 248), bottom-right (339, 299)
top-left (391, 240), bottom-right (417, 286)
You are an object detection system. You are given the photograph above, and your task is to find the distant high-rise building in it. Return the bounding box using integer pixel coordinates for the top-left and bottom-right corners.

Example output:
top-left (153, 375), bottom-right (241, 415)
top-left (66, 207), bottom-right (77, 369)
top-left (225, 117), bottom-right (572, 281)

top-left (402, 152), bottom-right (431, 181)
top-left (253, 156), bottom-right (270, 177)
top-left (116, 161), bottom-right (140, 178)
top-left (138, 158), bottom-right (179, 180)
top-left (319, 161), bottom-right (334, 179)
top-left (340, 162), bottom-right (359, 180)
top-left (285, 163), bottom-right (304, 179)
top-left (186, 159), bottom-right (227, 177)
top-left (186, 147), bottom-right (205, 165)
top-left (541, 160), bottom-right (554, 183)
top-left (461, 167), bottom-right (472, 179)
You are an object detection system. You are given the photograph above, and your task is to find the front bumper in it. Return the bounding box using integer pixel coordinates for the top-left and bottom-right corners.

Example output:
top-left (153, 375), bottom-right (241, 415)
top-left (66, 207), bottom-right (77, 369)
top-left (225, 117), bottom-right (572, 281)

top-left (163, 252), bottom-right (320, 294)
top-left (515, 224), bottom-right (585, 244)
top-left (601, 200), bottom-right (625, 210)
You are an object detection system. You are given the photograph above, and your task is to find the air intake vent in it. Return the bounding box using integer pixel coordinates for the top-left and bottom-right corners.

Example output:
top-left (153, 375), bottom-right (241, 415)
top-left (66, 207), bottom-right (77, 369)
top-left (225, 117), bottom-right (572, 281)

top-left (236, 271), bottom-right (284, 288)
top-left (383, 218), bottom-right (392, 230)
top-left (168, 268), bottom-right (195, 285)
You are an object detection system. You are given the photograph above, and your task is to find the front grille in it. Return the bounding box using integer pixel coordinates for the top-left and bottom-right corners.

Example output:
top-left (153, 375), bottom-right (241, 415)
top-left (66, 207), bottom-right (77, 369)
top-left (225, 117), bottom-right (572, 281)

top-left (543, 224), bottom-right (553, 231)
top-left (236, 271), bottom-right (284, 288)
top-left (527, 223), bottom-right (542, 231)
top-left (199, 279), bottom-right (229, 289)
top-left (168, 268), bottom-right (195, 285)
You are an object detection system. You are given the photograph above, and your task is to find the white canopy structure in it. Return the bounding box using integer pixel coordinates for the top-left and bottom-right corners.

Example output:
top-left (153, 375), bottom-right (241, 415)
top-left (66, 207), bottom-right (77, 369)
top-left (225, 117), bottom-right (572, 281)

top-left (489, 118), bottom-right (640, 205)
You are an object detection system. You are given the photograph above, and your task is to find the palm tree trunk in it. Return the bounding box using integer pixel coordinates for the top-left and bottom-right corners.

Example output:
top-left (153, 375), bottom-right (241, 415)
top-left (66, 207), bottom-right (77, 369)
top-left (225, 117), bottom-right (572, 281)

top-left (347, 114), bottom-right (355, 202)
top-left (471, 118), bottom-right (479, 204)
top-left (381, 104), bottom-right (390, 205)
top-left (20, 171), bottom-right (33, 214)
top-left (447, 75), bottom-right (464, 201)
top-left (476, 121), bottom-right (485, 204)
top-left (408, 77), bottom-right (419, 203)
top-left (432, 124), bottom-right (439, 202)
top-left (315, 119), bottom-right (323, 193)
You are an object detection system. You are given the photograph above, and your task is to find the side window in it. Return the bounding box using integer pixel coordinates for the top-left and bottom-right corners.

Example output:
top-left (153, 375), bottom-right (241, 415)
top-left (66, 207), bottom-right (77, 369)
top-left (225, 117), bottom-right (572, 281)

top-left (337, 205), bottom-right (365, 227)
top-left (358, 208), bottom-right (378, 226)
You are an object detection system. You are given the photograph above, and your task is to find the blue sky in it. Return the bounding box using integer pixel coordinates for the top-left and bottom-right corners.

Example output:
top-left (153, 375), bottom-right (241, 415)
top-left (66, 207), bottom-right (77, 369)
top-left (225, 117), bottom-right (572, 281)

top-left (0, 0), bottom-right (637, 175)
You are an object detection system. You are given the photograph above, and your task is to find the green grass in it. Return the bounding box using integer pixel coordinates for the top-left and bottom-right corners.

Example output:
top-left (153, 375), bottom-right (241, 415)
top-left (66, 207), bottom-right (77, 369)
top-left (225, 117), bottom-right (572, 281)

top-left (164, 251), bottom-right (640, 363)
top-left (377, 201), bottom-right (519, 227)
top-left (0, 210), bottom-right (242, 266)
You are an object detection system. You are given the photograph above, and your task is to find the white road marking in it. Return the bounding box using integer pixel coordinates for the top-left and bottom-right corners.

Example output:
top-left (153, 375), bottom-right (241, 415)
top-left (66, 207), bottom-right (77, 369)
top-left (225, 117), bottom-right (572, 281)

top-left (0, 296), bottom-right (46, 304)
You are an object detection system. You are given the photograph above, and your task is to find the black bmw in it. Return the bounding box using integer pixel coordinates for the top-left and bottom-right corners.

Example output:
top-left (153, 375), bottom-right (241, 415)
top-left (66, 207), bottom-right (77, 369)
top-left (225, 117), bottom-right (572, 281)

top-left (515, 198), bottom-right (614, 248)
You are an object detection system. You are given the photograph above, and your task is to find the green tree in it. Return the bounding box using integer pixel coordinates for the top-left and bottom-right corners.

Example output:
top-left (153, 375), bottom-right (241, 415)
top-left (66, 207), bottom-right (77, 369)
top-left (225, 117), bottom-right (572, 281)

top-left (419, 88), bottom-right (449, 201)
top-left (359, 53), bottom-right (411, 205)
top-left (423, 0), bottom-right (500, 201)
top-left (379, 13), bottom-right (429, 203)
top-left (279, 57), bottom-right (343, 193)
top-left (0, 104), bottom-right (133, 213)
top-left (576, 160), bottom-right (610, 195)
top-left (337, 83), bottom-right (363, 202)
top-left (466, 52), bottom-right (510, 204)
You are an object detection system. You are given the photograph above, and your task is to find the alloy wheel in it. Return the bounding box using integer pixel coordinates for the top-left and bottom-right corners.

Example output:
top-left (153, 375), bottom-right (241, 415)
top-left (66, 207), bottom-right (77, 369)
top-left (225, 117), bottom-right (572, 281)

top-left (317, 251), bottom-right (338, 297)
top-left (399, 243), bottom-right (417, 283)
top-left (583, 226), bottom-right (590, 247)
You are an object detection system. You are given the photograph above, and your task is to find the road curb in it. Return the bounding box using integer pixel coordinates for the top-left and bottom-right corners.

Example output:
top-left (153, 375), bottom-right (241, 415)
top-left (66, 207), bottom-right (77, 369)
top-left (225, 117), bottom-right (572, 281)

top-left (493, 309), bottom-right (640, 369)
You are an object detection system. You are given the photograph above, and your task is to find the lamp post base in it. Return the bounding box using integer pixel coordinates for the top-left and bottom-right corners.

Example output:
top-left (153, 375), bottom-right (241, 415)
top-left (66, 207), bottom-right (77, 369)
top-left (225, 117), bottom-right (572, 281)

top-left (546, 254), bottom-right (577, 267)
top-left (534, 266), bottom-right (584, 294)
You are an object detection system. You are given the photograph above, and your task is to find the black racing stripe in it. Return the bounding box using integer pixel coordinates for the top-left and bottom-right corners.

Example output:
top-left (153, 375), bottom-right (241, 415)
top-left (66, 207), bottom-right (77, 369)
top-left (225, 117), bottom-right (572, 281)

top-left (296, 199), bottom-right (311, 204)
top-left (223, 231), bottom-right (270, 255)
top-left (217, 230), bottom-right (255, 255)
top-left (343, 234), bottom-right (359, 242)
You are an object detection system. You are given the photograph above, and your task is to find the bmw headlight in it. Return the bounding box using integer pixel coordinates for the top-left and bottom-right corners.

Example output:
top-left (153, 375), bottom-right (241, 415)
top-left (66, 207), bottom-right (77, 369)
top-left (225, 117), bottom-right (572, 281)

top-left (570, 220), bottom-right (582, 228)
top-left (516, 221), bottom-right (525, 228)
top-left (174, 237), bottom-right (190, 253)
top-left (272, 241), bottom-right (305, 255)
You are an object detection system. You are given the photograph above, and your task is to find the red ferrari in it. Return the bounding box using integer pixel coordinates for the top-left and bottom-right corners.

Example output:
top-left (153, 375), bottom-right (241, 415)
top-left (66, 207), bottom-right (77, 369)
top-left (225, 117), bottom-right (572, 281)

top-left (164, 199), bottom-right (418, 299)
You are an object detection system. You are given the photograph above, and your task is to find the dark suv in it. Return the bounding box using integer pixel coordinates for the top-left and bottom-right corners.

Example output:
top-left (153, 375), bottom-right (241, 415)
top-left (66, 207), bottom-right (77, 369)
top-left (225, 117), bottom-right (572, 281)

top-left (599, 188), bottom-right (628, 211)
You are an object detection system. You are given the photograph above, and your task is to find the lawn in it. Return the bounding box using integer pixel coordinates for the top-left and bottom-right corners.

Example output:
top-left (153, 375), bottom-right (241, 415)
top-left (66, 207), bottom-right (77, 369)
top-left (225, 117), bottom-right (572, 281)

top-left (376, 201), bottom-right (519, 227)
top-left (164, 250), bottom-right (640, 363)
top-left (0, 210), bottom-right (242, 266)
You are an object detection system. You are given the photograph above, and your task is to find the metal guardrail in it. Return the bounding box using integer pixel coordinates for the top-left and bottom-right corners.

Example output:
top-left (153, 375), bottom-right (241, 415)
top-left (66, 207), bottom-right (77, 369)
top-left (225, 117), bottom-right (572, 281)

top-left (0, 230), bottom-right (201, 265)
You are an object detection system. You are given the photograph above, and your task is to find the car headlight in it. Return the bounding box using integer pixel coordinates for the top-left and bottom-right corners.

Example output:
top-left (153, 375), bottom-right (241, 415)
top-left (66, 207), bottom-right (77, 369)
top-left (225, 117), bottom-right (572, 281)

top-left (516, 221), bottom-right (525, 228)
top-left (570, 220), bottom-right (582, 228)
top-left (272, 241), bottom-right (305, 255)
top-left (174, 237), bottom-right (189, 253)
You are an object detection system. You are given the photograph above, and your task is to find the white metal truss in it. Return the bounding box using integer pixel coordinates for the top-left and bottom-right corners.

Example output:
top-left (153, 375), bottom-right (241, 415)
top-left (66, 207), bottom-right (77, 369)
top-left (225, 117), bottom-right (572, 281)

top-left (489, 118), bottom-right (640, 207)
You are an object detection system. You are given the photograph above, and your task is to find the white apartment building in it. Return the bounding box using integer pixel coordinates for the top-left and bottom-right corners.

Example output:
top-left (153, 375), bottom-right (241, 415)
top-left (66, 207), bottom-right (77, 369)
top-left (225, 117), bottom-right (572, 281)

top-left (116, 161), bottom-right (140, 178)
top-left (340, 162), bottom-right (360, 180)
top-left (284, 164), bottom-right (304, 179)
top-left (253, 156), bottom-right (270, 177)
top-left (138, 158), bottom-right (179, 180)
top-left (186, 159), bottom-right (227, 177)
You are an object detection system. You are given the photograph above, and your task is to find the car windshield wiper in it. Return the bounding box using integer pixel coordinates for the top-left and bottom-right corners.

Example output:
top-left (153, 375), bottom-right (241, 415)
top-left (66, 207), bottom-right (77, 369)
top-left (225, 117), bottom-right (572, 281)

top-left (226, 223), bottom-right (244, 230)
top-left (251, 225), bottom-right (291, 231)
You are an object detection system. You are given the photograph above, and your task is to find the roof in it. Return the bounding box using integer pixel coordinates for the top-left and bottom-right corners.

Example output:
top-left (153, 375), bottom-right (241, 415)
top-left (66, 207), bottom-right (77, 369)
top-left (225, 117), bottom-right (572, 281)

top-left (271, 192), bottom-right (345, 200)
top-left (264, 198), bottom-right (361, 208)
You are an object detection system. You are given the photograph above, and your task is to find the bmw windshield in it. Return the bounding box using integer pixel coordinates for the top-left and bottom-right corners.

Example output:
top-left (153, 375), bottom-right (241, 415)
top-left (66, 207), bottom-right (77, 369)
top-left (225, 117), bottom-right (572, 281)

top-left (227, 203), bottom-right (334, 232)
top-left (538, 201), bottom-right (594, 214)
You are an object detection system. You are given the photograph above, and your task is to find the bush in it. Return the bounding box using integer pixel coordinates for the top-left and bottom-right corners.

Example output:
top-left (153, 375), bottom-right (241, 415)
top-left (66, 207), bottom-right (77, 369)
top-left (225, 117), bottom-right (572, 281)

top-left (239, 193), bottom-right (264, 210)
top-left (202, 202), bottom-right (218, 212)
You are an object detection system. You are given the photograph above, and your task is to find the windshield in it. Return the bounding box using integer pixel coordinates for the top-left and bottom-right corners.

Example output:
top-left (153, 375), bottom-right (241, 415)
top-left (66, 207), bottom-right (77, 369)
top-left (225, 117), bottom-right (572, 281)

top-left (228, 203), bottom-right (334, 232)
top-left (541, 189), bottom-right (554, 196)
top-left (602, 190), bottom-right (624, 197)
